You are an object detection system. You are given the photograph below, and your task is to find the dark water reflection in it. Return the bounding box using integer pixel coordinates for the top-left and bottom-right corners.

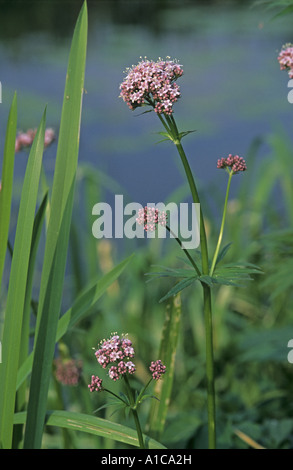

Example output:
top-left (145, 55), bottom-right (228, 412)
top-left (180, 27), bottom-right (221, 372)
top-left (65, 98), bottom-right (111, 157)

top-left (0, 0), bottom-right (293, 209)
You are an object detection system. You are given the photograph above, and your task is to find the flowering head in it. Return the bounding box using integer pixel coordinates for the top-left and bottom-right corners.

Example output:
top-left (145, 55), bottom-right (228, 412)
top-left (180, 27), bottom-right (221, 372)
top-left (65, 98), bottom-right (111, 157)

top-left (149, 360), bottom-right (166, 380)
top-left (53, 358), bottom-right (83, 387)
top-left (15, 127), bottom-right (55, 153)
top-left (88, 375), bottom-right (103, 392)
top-left (119, 57), bottom-right (183, 115)
top-left (217, 154), bottom-right (247, 175)
top-left (92, 333), bottom-right (136, 385)
top-left (136, 206), bottom-right (167, 232)
top-left (278, 43), bottom-right (293, 78)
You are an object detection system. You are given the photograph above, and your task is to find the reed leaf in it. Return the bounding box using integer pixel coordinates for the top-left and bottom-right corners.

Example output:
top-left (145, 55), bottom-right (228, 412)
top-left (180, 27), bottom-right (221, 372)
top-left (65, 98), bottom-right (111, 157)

top-left (147, 293), bottom-right (182, 439)
top-left (15, 410), bottom-right (166, 449)
top-left (0, 92), bottom-right (17, 292)
top-left (23, 2), bottom-right (88, 449)
top-left (0, 107), bottom-right (46, 449)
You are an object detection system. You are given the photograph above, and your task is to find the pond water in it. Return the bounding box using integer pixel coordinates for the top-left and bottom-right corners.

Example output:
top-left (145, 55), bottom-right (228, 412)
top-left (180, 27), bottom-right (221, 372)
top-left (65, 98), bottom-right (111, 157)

top-left (0, 0), bottom-right (293, 209)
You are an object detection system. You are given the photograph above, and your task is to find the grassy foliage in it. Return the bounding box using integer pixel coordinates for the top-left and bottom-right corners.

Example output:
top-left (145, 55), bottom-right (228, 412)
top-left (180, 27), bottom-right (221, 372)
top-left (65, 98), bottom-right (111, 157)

top-left (0, 0), bottom-right (293, 450)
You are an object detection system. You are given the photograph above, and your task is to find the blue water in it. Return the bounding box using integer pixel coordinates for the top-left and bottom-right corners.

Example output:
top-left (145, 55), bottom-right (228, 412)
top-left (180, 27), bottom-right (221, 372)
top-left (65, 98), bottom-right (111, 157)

top-left (0, 2), bottom-right (293, 209)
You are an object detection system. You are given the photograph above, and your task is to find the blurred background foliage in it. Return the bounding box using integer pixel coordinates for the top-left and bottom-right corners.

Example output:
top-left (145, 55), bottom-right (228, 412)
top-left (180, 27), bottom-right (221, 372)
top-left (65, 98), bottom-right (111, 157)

top-left (1, 0), bottom-right (293, 449)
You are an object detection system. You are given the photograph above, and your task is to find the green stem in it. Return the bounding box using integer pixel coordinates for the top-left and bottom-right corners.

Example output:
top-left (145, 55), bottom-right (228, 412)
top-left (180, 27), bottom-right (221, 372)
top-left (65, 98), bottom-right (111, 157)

top-left (203, 283), bottom-right (216, 449)
top-left (209, 170), bottom-right (233, 276)
top-left (159, 113), bottom-right (216, 449)
top-left (166, 225), bottom-right (201, 275)
top-left (123, 375), bottom-right (145, 449)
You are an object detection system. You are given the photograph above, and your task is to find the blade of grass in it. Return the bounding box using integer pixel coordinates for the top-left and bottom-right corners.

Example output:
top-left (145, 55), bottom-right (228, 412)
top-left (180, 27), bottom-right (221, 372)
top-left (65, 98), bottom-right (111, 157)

top-left (15, 410), bottom-right (166, 449)
top-left (0, 108), bottom-right (46, 449)
top-left (16, 191), bottom-right (48, 406)
top-left (23, 2), bottom-right (88, 449)
top-left (0, 92), bottom-right (17, 293)
top-left (147, 293), bottom-right (182, 439)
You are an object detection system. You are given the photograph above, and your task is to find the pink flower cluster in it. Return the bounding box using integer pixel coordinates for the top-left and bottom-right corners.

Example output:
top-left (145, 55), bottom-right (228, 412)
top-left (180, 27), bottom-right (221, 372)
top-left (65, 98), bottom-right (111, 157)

top-left (93, 333), bottom-right (136, 383)
top-left (15, 127), bottom-right (55, 153)
top-left (53, 358), bottom-right (83, 387)
top-left (119, 57), bottom-right (183, 115)
top-left (149, 360), bottom-right (167, 380)
top-left (88, 375), bottom-right (103, 392)
top-left (217, 154), bottom-right (247, 174)
top-left (136, 206), bottom-right (167, 232)
top-left (277, 44), bottom-right (293, 78)
top-left (88, 333), bottom-right (167, 392)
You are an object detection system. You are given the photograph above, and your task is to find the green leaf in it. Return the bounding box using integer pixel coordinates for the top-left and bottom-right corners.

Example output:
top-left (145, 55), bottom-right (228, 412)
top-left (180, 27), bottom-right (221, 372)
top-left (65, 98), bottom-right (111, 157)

top-left (147, 294), bottom-right (181, 439)
top-left (159, 276), bottom-right (197, 303)
top-left (24, 2), bottom-right (88, 449)
top-left (0, 107), bottom-right (46, 449)
top-left (212, 261), bottom-right (263, 287)
top-left (215, 242), bottom-right (233, 266)
top-left (16, 253), bottom-right (134, 390)
top-left (17, 190), bottom-right (49, 412)
top-left (178, 129), bottom-right (196, 140)
top-left (0, 92), bottom-right (17, 292)
top-left (14, 410), bottom-right (166, 449)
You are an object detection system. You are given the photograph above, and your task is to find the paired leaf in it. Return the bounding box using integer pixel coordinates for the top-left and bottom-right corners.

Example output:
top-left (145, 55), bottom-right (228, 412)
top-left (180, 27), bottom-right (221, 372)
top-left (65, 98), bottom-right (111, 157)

top-left (147, 257), bottom-right (262, 303)
top-left (156, 129), bottom-right (196, 145)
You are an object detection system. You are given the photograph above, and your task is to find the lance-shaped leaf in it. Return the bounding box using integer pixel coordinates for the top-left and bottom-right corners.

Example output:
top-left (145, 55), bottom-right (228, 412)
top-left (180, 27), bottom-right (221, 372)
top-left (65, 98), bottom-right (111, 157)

top-left (15, 410), bottom-right (166, 449)
top-left (147, 294), bottom-right (182, 439)
top-left (24, 2), bottom-right (88, 449)
top-left (0, 92), bottom-right (17, 292)
top-left (0, 108), bottom-right (46, 449)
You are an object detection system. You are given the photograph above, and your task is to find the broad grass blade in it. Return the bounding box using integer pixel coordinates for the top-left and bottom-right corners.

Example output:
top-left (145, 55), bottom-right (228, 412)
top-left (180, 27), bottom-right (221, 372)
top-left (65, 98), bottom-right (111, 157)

top-left (147, 293), bottom-right (182, 439)
top-left (15, 410), bottom-right (166, 449)
top-left (0, 108), bottom-right (46, 449)
top-left (0, 92), bottom-right (17, 292)
top-left (23, 2), bottom-right (88, 449)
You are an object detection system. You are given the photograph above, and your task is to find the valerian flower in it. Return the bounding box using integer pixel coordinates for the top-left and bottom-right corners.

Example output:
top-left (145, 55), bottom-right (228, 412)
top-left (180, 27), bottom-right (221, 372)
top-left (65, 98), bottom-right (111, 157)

top-left (136, 206), bottom-right (167, 232)
top-left (277, 43), bottom-right (293, 78)
top-left (54, 358), bottom-right (83, 386)
top-left (217, 154), bottom-right (247, 174)
top-left (149, 359), bottom-right (167, 380)
top-left (15, 127), bottom-right (56, 153)
top-left (119, 57), bottom-right (183, 115)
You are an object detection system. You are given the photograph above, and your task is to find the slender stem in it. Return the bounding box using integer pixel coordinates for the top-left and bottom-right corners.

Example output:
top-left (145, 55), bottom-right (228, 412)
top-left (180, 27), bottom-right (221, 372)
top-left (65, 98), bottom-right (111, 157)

top-left (166, 225), bottom-right (201, 275)
top-left (123, 375), bottom-right (145, 449)
top-left (159, 113), bottom-right (216, 449)
top-left (209, 170), bottom-right (233, 276)
top-left (103, 388), bottom-right (127, 404)
top-left (136, 377), bottom-right (152, 405)
top-left (203, 284), bottom-right (216, 449)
